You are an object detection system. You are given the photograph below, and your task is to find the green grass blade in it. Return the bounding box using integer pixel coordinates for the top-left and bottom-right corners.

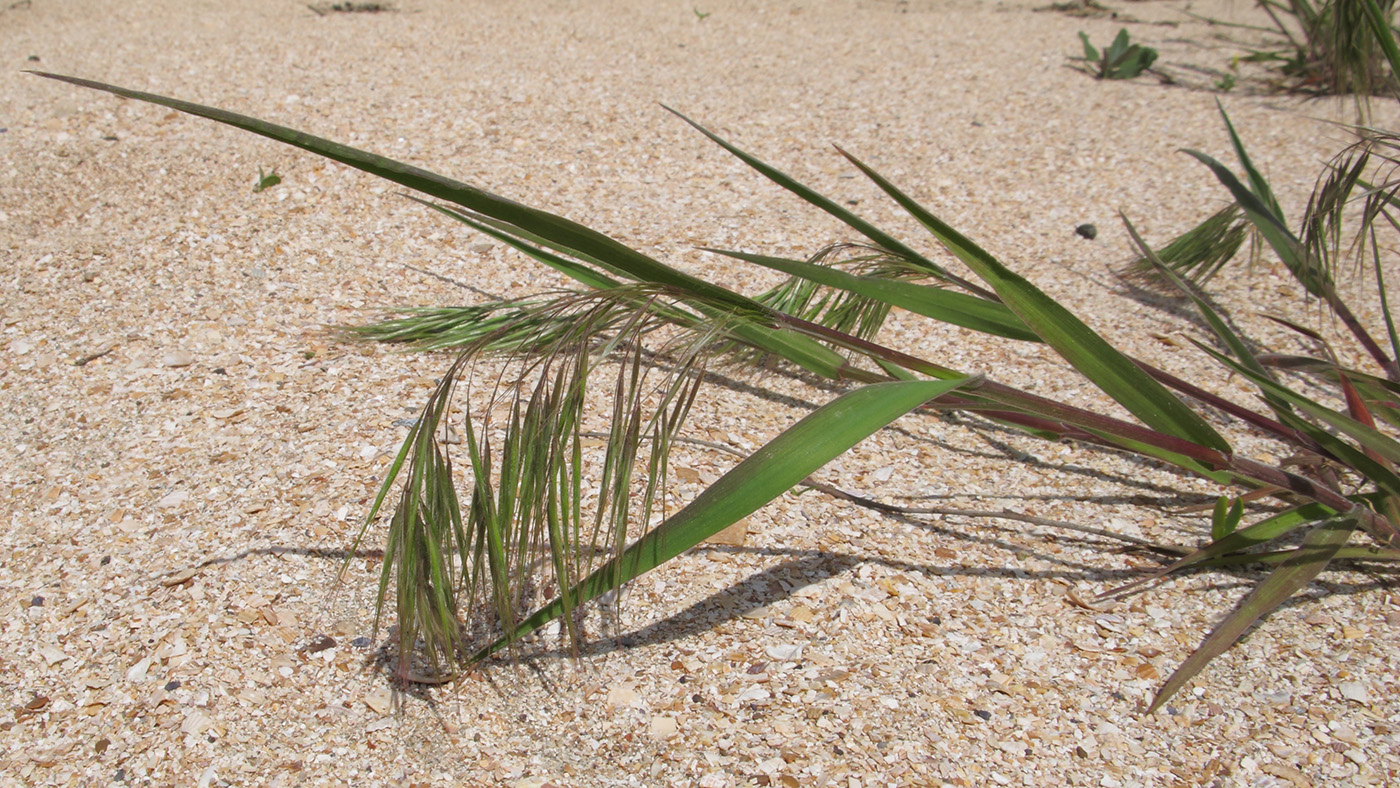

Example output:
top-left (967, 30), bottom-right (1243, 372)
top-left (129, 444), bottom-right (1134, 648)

top-left (1359, 0), bottom-right (1400, 85)
top-left (707, 248), bottom-right (1038, 341)
top-left (1217, 103), bottom-right (1284, 221)
top-left (1120, 213), bottom-right (1296, 421)
top-left (838, 148), bottom-right (1231, 453)
top-left (28, 72), bottom-right (808, 325)
top-left (1149, 516), bottom-right (1357, 712)
top-left (1372, 237), bottom-right (1400, 373)
top-left (1183, 149), bottom-right (1328, 297)
top-left (408, 197), bottom-right (624, 291)
top-left (1191, 339), bottom-right (1400, 469)
top-left (477, 376), bottom-right (977, 656)
top-left (1105, 501), bottom-right (1345, 598)
top-left (664, 107), bottom-right (995, 296)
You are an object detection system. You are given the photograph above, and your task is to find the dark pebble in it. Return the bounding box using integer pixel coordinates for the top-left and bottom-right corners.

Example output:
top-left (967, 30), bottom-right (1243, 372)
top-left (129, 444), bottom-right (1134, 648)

top-left (304, 635), bottom-right (336, 654)
top-left (974, 709), bottom-right (992, 720)
top-left (30, 596), bottom-right (43, 607)
top-left (164, 680), bottom-right (181, 691)
top-left (351, 636), bottom-right (372, 648)
top-left (1075, 223), bottom-right (1098, 240)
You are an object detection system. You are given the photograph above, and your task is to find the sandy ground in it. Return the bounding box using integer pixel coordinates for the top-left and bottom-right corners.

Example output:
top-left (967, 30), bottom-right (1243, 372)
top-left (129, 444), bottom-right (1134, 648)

top-left (3, 0), bottom-right (1399, 786)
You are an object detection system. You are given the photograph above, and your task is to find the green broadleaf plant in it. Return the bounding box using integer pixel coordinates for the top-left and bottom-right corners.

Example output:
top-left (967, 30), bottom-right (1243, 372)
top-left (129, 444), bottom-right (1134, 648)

top-left (30, 70), bottom-right (1400, 711)
top-left (1077, 28), bottom-right (1160, 80)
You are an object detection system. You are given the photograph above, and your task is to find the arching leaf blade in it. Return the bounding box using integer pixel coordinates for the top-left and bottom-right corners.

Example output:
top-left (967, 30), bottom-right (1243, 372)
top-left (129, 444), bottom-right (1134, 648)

top-left (1149, 516), bottom-right (1357, 712)
top-left (838, 147), bottom-right (1231, 453)
top-left (477, 376), bottom-right (977, 657)
top-left (707, 248), bottom-right (1039, 341)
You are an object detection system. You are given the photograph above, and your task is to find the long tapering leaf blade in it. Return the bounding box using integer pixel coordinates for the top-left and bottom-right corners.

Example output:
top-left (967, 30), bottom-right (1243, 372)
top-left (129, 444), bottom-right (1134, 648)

top-left (664, 107), bottom-right (995, 298)
top-left (29, 72), bottom-right (850, 375)
top-left (707, 248), bottom-right (1039, 341)
top-left (837, 147), bottom-right (1231, 453)
top-left (39, 73), bottom-right (890, 381)
top-left (1359, 0), bottom-right (1400, 87)
top-left (1218, 102), bottom-right (1284, 220)
top-left (1183, 149), bottom-right (1329, 297)
top-left (1149, 516), bottom-right (1357, 712)
top-left (477, 376), bottom-right (977, 657)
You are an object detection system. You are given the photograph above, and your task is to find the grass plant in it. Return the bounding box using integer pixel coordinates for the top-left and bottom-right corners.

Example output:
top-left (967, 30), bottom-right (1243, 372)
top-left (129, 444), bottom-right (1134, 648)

top-left (29, 59), bottom-right (1400, 710)
top-left (1217, 0), bottom-right (1400, 96)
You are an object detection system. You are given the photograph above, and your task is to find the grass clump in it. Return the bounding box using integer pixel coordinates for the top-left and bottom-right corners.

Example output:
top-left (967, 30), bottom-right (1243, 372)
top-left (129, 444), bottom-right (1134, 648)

top-left (29, 55), bottom-right (1400, 711)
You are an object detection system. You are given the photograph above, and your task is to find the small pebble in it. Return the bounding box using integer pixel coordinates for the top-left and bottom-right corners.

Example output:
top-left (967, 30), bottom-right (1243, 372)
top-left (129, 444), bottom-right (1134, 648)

top-left (30, 596), bottom-right (44, 607)
top-left (364, 687), bottom-right (393, 715)
top-left (974, 709), bottom-right (992, 720)
top-left (164, 680), bottom-right (181, 691)
top-left (351, 636), bottom-right (372, 648)
top-left (1075, 223), bottom-right (1098, 240)
top-left (161, 350), bottom-right (195, 368)
top-left (303, 635), bottom-right (336, 654)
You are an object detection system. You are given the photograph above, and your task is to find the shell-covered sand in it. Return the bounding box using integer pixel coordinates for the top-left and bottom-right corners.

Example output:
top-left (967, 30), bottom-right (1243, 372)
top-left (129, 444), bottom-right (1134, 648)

top-left (3, 1), bottom-right (1398, 786)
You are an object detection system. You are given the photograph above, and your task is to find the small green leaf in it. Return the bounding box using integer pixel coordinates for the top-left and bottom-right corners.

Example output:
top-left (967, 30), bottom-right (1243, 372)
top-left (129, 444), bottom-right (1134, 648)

top-left (252, 166), bottom-right (281, 193)
top-left (1210, 495), bottom-right (1244, 541)
top-left (1079, 31), bottom-right (1100, 62)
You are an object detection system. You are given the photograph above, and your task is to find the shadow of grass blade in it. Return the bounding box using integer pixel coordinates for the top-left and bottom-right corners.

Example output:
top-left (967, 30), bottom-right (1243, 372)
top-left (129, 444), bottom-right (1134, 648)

top-left (835, 147), bottom-right (1231, 453)
top-left (477, 376), bottom-right (978, 658)
top-left (1149, 515), bottom-right (1357, 712)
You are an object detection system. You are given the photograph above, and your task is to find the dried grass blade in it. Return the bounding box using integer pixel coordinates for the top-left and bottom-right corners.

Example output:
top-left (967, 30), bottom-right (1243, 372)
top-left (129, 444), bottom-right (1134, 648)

top-left (1149, 516), bottom-right (1357, 712)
